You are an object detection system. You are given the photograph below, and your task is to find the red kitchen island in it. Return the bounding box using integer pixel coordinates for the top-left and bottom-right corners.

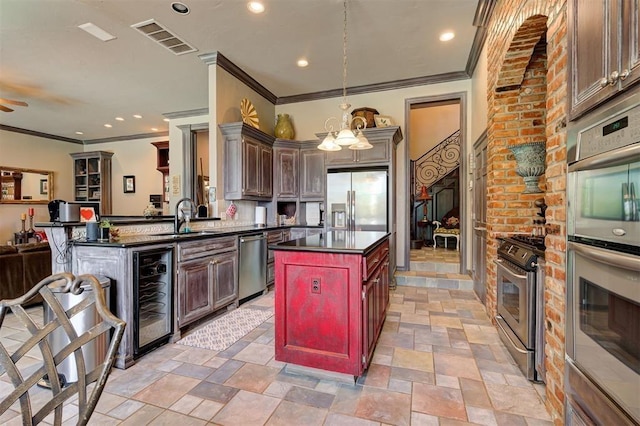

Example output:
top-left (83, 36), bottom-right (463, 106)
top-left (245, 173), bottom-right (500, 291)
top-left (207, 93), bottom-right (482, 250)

top-left (270, 231), bottom-right (390, 378)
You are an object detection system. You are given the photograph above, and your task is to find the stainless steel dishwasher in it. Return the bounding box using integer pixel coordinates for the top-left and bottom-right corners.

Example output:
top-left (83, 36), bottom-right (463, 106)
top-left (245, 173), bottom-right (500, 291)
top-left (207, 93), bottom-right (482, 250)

top-left (238, 233), bottom-right (267, 300)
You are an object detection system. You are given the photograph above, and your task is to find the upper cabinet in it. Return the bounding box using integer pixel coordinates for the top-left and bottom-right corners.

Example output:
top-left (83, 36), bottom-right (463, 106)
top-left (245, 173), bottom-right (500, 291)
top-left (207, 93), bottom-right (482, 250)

top-left (300, 143), bottom-right (325, 201)
top-left (273, 141), bottom-right (299, 199)
top-left (219, 122), bottom-right (274, 201)
top-left (318, 127), bottom-right (402, 169)
top-left (568, 0), bottom-right (640, 120)
top-left (70, 151), bottom-right (113, 215)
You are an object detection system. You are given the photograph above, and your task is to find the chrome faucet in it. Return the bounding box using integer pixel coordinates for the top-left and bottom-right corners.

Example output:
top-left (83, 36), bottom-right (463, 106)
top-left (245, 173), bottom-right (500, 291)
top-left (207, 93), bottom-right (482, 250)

top-left (174, 197), bottom-right (197, 234)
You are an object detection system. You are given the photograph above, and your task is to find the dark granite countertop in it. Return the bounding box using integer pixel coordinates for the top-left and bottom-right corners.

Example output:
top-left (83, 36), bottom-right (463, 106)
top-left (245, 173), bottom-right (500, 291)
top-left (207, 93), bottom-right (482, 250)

top-left (269, 231), bottom-right (389, 255)
top-left (40, 223), bottom-right (323, 248)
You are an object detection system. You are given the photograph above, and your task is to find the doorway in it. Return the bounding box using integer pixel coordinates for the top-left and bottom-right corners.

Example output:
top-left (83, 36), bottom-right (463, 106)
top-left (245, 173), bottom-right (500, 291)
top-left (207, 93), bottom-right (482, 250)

top-left (404, 92), bottom-right (467, 273)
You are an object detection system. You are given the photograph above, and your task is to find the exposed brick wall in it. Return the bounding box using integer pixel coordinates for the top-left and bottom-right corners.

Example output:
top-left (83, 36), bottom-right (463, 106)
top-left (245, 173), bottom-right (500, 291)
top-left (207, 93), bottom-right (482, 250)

top-left (486, 0), bottom-right (567, 424)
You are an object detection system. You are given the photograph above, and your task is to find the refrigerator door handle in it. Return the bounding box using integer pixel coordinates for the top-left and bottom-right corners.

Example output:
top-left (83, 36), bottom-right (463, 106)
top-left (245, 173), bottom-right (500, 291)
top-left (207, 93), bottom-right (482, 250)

top-left (351, 190), bottom-right (356, 231)
top-left (346, 190), bottom-right (351, 231)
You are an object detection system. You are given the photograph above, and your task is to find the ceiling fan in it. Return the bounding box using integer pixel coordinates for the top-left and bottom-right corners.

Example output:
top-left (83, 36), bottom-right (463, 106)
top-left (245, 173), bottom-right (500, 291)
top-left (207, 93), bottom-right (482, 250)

top-left (0, 98), bottom-right (28, 112)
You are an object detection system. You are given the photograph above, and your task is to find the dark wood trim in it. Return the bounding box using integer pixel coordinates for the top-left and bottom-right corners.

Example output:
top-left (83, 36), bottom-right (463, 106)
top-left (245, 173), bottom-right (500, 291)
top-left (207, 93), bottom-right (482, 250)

top-left (164, 108), bottom-right (209, 119)
top-left (276, 71), bottom-right (470, 105)
top-left (0, 124), bottom-right (82, 144)
top-left (200, 51), bottom-right (278, 104)
top-left (84, 131), bottom-right (169, 144)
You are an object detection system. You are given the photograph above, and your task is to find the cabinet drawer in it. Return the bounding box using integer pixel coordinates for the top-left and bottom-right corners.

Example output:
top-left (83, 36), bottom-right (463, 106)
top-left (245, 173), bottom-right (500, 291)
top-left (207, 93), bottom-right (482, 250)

top-left (363, 239), bottom-right (389, 281)
top-left (266, 230), bottom-right (284, 244)
top-left (178, 236), bottom-right (237, 261)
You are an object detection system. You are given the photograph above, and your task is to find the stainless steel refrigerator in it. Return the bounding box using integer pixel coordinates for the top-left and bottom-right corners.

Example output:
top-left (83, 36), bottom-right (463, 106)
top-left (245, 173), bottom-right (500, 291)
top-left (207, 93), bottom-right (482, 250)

top-left (327, 170), bottom-right (388, 231)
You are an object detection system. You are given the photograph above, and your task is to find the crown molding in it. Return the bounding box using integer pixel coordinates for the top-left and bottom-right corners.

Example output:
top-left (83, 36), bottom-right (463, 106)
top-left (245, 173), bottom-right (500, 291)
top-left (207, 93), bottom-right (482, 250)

top-left (0, 124), bottom-right (83, 144)
top-left (84, 131), bottom-right (169, 144)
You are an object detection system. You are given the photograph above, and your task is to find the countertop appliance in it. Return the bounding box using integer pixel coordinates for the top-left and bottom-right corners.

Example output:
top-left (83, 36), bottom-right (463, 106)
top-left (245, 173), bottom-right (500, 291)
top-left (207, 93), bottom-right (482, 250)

top-left (566, 92), bottom-right (640, 425)
top-left (327, 170), bottom-right (388, 232)
top-left (238, 233), bottom-right (267, 300)
top-left (495, 234), bottom-right (546, 383)
top-left (133, 246), bottom-right (173, 358)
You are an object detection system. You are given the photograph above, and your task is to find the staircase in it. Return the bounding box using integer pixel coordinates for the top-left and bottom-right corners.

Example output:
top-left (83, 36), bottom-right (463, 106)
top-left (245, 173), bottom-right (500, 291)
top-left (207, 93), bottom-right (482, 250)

top-left (395, 248), bottom-right (473, 290)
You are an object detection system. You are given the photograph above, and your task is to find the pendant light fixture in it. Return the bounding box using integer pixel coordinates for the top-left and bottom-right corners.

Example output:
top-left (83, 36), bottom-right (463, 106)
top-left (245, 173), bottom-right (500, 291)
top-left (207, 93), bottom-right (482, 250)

top-left (317, 0), bottom-right (372, 152)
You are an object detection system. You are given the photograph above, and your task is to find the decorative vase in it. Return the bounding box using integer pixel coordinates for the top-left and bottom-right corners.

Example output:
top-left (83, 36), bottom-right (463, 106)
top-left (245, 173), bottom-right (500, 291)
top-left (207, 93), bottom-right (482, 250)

top-left (508, 141), bottom-right (546, 193)
top-left (274, 113), bottom-right (295, 139)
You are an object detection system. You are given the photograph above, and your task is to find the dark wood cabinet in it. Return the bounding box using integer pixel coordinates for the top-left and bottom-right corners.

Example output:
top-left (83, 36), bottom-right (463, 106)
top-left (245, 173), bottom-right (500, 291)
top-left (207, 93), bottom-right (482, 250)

top-left (300, 146), bottom-right (325, 201)
top-left (568, 0), bottom-right (640, 120)
top-left (177, 236), bottom-right (238, 328)
top-left (266, 229), bottom-right (290, 287)
top-left (70, 151), bottom-right (113, 215)
top-left (151, 141), bottom-right (169, 203)
top-left (274, 145), bottom-right (299, 199)
top-left (219, 122), bottom-right (274, 200)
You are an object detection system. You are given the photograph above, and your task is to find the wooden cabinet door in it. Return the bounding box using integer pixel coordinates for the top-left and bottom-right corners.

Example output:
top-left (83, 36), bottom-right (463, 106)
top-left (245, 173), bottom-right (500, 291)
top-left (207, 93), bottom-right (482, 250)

top-left (325, 147), bottom-right (356, 166)
top-left (300, 150), bottom-right (325, 200)
top-left (212, 251), bottom-right (238, 310)
top-left (243, 139), bottom-right (261, 196)
top-left (356, 140), bottom-right (390, 164)
top-left (274, 147), bottom-right (297, 198)
top-left (178, 257), bottom-right (215, 327)
top-left (568, 0), bottom-right (618, 119)
top-left (621, 0), bottom-right (640, 90)
top-left (362, 275), bottom-right (377, 367)
top-left (260, 144), bottom-right (273, 198)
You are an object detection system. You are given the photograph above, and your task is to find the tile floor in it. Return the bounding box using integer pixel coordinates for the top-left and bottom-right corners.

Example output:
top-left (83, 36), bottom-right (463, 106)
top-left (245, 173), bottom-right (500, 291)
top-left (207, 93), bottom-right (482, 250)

top-left (0, 285), bottom-right (552, 425)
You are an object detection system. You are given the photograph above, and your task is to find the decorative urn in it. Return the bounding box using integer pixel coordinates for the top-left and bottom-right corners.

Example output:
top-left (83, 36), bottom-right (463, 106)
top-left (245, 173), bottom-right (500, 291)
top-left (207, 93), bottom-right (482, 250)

top-left (508, 141), bottom-right (546, 193)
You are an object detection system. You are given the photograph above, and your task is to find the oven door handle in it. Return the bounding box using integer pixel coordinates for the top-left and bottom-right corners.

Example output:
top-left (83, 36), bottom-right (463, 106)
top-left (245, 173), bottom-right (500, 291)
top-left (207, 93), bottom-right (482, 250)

top-left (496, 318), bottom-right (528, 354)
top-left (568, 241), bottom-right (640, 271)
top-left (494, 259), bottom-right (528, 280)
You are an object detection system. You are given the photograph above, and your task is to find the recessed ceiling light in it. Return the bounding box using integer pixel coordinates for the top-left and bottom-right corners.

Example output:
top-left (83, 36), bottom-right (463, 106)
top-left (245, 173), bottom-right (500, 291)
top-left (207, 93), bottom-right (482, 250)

top-left (151, 128), bottom-right (158, 132)
top-left (78, 22), bottom-right (116, 42)
top-left (439, 31), bottom-right (455, 42)
top-left (115, 117), bottom-right (124, 121)
top-left (297, 58), bottom-right (309, 67)
top-left (104, 124), bottom-right (112, 128)
top-left (75, 131), bottom-right (84, 135)
top-left (171, 2), bottom-right (190, 14)
top-left (133, 114), bottom-right (142, 119)
top-left (163, 118), bottom-right (170, 122)
top-left (247, 1), bottom-right (265, 13)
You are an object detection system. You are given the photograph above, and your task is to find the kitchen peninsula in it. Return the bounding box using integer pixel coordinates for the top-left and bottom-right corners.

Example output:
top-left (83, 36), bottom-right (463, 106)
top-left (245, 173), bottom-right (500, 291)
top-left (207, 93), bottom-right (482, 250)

top-left (37, 218), bottom-right (322, 369)
top-left (271, 231), bottom-right (389, 378)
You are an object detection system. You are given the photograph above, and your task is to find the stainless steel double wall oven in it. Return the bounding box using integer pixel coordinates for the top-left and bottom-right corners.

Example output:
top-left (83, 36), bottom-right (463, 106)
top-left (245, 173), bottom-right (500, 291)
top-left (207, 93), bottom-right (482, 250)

top-left (566, 90), bottom-right (640, 425)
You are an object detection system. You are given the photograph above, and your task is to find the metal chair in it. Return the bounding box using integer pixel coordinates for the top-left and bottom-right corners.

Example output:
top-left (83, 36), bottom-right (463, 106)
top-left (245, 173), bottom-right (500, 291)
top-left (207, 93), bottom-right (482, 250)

top-left (0, 273), bottom-right (125, 426)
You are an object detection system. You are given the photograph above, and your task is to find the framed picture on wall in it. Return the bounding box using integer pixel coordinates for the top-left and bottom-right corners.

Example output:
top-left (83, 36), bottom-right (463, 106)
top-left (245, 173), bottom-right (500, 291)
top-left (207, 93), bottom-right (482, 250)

top-left (123, 175), bottom-right (135, 193)
top-left (40, 179), bottom-right (48, 195)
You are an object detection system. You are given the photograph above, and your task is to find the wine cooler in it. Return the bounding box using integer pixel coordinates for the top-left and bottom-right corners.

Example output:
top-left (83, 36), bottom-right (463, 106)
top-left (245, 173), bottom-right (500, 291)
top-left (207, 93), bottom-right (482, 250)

top-left (133, 246), bottom-right (174, 357)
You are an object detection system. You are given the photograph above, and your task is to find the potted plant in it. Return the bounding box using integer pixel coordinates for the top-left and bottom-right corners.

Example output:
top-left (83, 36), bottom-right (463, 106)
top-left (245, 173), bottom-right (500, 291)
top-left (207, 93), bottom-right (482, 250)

top-left (99, 219), bottom-right (111, 241)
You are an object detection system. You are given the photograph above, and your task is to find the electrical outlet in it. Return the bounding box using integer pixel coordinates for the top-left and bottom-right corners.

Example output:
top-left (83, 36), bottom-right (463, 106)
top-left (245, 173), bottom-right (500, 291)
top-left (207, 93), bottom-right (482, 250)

top-left (311, 278), bottom-right (320, 294)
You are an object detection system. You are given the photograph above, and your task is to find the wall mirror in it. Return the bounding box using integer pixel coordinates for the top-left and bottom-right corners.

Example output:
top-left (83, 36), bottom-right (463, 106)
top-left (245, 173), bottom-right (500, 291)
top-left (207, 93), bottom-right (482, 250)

top-left (0, 166), bottom-right (54, 204)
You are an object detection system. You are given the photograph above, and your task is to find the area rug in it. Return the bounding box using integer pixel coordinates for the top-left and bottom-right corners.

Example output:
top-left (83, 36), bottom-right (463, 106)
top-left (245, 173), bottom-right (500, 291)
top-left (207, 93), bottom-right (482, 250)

top-left (177, 307), bottom-right (273, 351)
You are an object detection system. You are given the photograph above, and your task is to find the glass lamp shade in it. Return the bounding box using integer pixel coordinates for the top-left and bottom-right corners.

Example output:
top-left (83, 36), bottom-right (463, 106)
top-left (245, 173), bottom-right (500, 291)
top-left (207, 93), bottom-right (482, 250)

top-left (317, 133), bottom-right (341, 151)
top-left (335, 128), bottom-right (359, 146)
top-left (349, 131), bottom-right (372, 150)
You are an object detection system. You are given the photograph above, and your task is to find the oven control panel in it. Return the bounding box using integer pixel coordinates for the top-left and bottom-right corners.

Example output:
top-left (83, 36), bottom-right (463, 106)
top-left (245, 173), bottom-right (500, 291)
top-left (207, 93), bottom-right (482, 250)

top-left (498, 240), bottom-right (539, 271)
top-left (568, 91), bottom-right (640, 162)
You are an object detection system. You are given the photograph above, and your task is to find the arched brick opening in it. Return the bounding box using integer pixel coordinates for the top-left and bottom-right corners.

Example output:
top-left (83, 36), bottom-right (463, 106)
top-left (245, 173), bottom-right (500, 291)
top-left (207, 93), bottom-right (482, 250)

top-left (486, 15), bottom-right (548, 320)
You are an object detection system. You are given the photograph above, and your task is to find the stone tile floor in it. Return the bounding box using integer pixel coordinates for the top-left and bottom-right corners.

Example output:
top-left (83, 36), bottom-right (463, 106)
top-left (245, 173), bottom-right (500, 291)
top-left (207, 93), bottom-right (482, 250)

top-left (0, 286), bottom-right (552, 425)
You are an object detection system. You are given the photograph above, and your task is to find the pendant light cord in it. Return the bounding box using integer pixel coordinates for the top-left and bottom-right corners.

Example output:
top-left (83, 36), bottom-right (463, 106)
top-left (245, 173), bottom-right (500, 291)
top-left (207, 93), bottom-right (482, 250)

top-left (342, 0), bottom-right (348, 104)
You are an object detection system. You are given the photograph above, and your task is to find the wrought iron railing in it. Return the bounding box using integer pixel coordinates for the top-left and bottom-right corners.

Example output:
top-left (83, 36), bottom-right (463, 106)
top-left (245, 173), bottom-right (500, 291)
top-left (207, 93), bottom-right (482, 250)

top-left (413, 129), bottom-right (460, 195)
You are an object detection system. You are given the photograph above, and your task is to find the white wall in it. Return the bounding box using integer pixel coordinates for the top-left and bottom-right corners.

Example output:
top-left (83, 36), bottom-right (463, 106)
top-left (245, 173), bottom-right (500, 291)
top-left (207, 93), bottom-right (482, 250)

top-left (0, 130), bottom-right (78, 243)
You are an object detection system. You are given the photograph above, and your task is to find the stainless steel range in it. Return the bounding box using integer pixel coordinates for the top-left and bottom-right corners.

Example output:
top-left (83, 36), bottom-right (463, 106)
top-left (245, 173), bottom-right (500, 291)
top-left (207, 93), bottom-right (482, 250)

top-left (495, 235), bottom-right (546, 383)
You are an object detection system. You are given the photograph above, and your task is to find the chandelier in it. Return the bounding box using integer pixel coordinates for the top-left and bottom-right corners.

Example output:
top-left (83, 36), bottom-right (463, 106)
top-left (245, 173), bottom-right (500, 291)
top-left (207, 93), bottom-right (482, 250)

top-left (317, 0), bottom-right (372, 151)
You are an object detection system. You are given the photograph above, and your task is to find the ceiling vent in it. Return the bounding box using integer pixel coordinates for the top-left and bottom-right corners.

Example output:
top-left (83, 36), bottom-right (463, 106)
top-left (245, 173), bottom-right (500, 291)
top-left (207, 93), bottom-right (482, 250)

top-left (131, 19), bottom-right (197, 55)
